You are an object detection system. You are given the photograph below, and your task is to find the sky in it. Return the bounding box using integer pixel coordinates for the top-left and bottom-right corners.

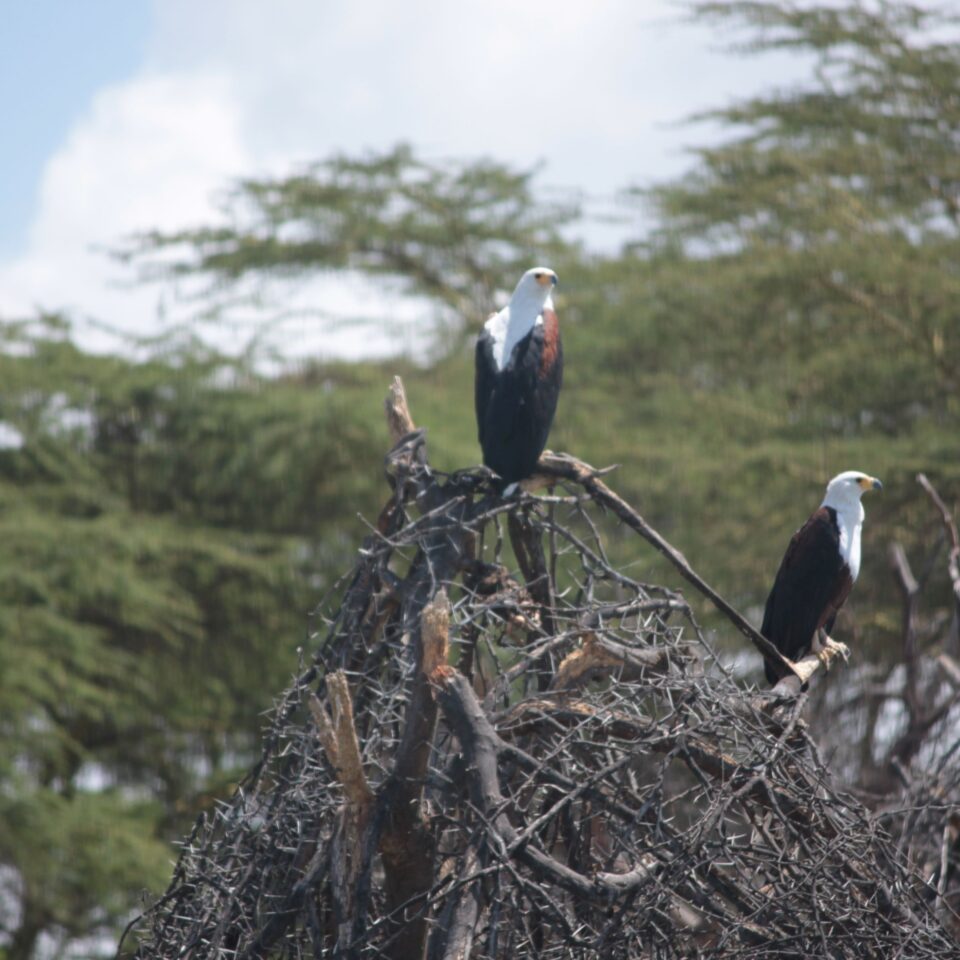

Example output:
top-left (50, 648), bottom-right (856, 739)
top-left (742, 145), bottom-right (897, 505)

top-left (0, 0), bottom-right (809, 361)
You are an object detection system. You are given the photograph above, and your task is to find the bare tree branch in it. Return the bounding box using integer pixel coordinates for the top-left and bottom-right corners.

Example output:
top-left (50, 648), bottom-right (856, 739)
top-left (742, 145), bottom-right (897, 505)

top-left (918, 472), bottom-right (960, 620)
top-left (535, 452), bottom-right (808, 682)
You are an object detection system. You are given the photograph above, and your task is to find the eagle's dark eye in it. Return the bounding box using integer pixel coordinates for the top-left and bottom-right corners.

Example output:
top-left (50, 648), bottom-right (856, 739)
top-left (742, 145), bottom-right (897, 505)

top-left (534, 272), bottom-right (543, 279)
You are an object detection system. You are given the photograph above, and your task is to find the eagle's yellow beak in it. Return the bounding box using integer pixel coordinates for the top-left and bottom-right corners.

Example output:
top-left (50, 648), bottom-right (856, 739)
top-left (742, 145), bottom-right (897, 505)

top-left (859, 476), bottom-right (883, 492)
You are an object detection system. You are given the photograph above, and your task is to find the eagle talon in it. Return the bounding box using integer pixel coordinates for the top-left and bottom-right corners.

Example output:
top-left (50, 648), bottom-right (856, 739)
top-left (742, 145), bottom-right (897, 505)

top-left (815, 637), bottom-right (850, 673)
top-left (823, 636), bottom-right (850, 663)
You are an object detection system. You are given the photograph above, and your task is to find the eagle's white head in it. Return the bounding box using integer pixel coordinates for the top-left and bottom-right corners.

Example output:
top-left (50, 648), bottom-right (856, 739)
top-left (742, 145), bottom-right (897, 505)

top-left (822, 470), bottom-right (883, 513)
top-left (510, 266), bottom-right (558, 312)
top-left (486, 267), bottom-right (559, 370)
top-left (821, 471), bottom-right (882, 578)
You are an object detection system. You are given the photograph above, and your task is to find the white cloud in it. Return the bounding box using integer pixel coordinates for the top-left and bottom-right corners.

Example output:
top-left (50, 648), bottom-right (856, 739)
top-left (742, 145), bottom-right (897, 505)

top-left (0, 0), bottom-right (811, 362)
top-left (36, 73), bottom-right (246, 244)
top-left (141, 0), bottom-right (809, 190)
top-left (143, 0), bottom-right (715, 186)
top-left (0, 71), bottom-right (250, 351)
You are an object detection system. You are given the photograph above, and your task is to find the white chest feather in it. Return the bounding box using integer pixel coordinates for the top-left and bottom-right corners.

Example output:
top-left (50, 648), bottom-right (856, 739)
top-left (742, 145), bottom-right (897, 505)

top-left (835, 506), bottom-right (863, 581)
top-left (485, 289), bottom-right (553, 372)
top-left (485, 306), bottom-right (543, 371)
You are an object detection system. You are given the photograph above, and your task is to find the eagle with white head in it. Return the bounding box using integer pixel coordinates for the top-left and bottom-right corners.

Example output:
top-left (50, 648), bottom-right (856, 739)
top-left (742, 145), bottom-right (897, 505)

top-left (762, 470), bottom-right (882, 685)
top-left (474, 267), bottom-right (562, 490)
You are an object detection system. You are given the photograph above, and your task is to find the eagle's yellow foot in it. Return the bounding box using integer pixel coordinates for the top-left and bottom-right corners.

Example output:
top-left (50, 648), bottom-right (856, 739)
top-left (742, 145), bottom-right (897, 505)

top-left (824, 636), bottom-right (850, 661)
top-left (817, 636), bottom-right (850, 671)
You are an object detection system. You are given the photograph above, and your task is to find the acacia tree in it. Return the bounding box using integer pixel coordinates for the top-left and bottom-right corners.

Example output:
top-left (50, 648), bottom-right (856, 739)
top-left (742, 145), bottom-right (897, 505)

top-left (0, 318), bottom-right (389, 958)
top-left (118, 144), bottom-right (577, 348)
top-left (646, 0), bottom-right (960, 428)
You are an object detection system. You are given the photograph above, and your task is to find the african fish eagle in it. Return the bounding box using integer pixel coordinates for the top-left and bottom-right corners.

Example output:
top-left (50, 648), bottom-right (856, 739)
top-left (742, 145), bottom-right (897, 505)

top-left (475, 267), bottom-right (562, 490)
top-left (762, 470), bottom-right (882, 685)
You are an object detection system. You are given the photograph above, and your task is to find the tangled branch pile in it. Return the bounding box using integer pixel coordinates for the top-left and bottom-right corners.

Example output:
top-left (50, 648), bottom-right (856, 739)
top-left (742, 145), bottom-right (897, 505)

top-left (126, 380), bottom-right (959, 959)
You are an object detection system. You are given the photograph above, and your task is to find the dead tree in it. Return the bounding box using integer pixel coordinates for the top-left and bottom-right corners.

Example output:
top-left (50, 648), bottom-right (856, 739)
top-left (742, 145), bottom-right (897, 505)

top-left (123, 379), bottom-right (959, 959)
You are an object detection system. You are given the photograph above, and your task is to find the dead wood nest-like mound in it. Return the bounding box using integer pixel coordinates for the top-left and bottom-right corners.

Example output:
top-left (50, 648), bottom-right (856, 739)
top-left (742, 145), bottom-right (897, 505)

top-left (125, 379), bottom-right (958, 959)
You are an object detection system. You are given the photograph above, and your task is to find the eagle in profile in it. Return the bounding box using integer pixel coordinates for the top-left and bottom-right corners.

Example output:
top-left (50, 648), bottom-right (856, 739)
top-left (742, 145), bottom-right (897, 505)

top-left (762, 470), bottom-right (882, 685)
top-left (475, 267), bottom-right (562, 492)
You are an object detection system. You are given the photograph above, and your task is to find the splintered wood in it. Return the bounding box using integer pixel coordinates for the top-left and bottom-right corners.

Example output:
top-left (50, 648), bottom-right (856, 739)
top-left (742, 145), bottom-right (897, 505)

top-left (421, 589), bottom-right (452, 681)
top-left (308, 672), bottom-right (372, 807)
top-left (384, 374), bottom-right (416, 445)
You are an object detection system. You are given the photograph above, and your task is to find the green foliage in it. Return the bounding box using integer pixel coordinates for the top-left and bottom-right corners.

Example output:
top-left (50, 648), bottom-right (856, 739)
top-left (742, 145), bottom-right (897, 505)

top-left (0, 787), bottom-right (170, 954)
top-left (0, 318), bottom-right (394, 955)
top-left (648, 1), bottom-right (960, 429)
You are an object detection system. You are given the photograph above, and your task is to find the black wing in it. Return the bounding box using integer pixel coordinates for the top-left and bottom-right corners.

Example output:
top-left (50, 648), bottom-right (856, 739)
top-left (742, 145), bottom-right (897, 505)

top-left (475, 327), bottom-right (497, 450)
top-left (761, 506), bottom-right (853, 684)
top-left (531, 308), bottom-right (563, 457)
top-left (475, 317), bottom-right (562, 485)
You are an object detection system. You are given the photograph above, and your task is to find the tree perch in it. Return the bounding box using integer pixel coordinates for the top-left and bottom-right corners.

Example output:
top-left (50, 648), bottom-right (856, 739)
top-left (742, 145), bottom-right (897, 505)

top-left (126, 376), bottom-right (958, 960)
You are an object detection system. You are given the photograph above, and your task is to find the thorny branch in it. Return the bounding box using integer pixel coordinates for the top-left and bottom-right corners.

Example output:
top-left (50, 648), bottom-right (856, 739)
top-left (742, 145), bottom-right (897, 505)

top-left (918, 472), bottom-right (960, 622)
top-left (864, 477), bottom-right (960, 794)
top-left (124, 379), bottom-right (960, 959)
top-left (531, 453), bottom-right (800, 680)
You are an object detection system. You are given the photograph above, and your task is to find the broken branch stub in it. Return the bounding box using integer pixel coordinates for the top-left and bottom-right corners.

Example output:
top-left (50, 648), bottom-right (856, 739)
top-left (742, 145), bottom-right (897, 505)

top-left (385, 374), bottom-right (416, 445)
top-left (421, 589), bottom-right (451, 680)
top-left (308, 672), bottom-right (372, 808)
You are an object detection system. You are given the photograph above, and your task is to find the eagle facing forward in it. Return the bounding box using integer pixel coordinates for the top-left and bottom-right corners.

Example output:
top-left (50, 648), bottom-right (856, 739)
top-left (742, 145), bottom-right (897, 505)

top-left (475, 267), bottom-right (562, 490)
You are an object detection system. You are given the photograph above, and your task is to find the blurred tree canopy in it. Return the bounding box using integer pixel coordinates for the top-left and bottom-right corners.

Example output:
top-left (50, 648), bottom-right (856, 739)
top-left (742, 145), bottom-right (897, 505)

top-left (2, 1), bottom-right (959, 956)
top-left (0, 318), bottom-right (395, 957)
top-left (653, 0), bottom-right (960, 428)
top-left (118, 143), bottom-right (578, 348)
